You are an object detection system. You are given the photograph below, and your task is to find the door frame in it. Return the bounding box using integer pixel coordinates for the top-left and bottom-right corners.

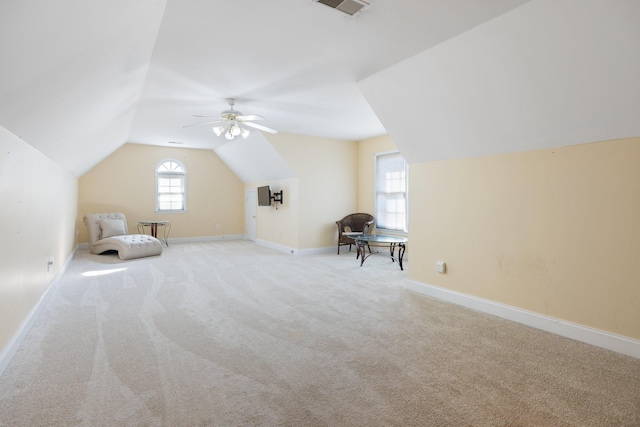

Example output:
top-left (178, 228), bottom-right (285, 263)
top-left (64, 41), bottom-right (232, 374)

top-left (246, 189), bottom-right (257, 241)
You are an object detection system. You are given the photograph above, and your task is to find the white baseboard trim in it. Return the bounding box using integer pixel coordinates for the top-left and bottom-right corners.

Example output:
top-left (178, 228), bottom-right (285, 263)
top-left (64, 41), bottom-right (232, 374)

top-left (297, 244), bottom-right (409, 258)
top-left (78, 235), bottom-right (246, 250)
top-left (167, 234), bottom-right (245, 244)
top-left (255, 239), bottom-right (296, 255)
top-left (254, 241), bottom-right (337, 256)
top-left (406, 280), bottom-right (640, 360)
top-left (82, 236), bottom-right (330, 255)
top-left (297, 246), bottom-right (336, 256)
top-left (0, 247), bottom-right (78, 376)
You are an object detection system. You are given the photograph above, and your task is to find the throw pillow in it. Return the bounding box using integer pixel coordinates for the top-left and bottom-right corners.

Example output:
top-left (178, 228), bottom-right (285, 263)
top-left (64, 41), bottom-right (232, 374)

top-left (100, 219), bottom-right (126, 239)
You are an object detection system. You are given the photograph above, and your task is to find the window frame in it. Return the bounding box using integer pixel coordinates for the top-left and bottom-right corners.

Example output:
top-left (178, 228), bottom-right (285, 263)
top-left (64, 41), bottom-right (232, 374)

top-left (374, 150), bottom-right (408, 234)
top-left (155, 159), bottom-right (187, 213)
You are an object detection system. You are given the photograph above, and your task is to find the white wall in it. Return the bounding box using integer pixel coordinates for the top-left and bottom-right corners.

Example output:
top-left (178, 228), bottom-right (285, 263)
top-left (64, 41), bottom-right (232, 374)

top-left (0, 125), bottom-right (78, 358)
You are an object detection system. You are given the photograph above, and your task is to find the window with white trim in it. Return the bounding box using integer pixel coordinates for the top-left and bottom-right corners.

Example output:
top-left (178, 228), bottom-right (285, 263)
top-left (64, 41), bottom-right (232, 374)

top-left (156, 159), bottom-right (186, 212)
top-left (375, 152), bottom-right (408, 232)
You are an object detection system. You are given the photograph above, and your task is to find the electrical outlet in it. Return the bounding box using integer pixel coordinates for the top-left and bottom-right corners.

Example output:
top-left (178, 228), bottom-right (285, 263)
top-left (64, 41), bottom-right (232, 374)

top-left (216, 224), bottom-right (221, 230)
top-left (436, 261), bottom-right (446, 274)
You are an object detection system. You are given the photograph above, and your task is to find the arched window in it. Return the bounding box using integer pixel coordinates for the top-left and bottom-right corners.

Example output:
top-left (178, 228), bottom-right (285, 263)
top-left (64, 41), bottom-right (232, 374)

top-left (156, 159), bottom-right (186, 212)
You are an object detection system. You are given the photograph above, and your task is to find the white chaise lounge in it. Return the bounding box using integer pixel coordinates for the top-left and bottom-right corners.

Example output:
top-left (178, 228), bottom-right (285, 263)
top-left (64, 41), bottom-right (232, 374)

top-left (83, 212), bottom-right (163, 260)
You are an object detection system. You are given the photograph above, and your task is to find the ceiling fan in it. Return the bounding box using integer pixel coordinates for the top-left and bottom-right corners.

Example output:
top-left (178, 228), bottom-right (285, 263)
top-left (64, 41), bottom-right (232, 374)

top-left (183, 98), bottom-right (278, 140)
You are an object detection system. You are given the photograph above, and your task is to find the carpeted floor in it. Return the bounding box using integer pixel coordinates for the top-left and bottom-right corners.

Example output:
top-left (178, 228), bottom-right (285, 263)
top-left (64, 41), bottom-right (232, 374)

top-left (0, 240), bottom-right (639, 426)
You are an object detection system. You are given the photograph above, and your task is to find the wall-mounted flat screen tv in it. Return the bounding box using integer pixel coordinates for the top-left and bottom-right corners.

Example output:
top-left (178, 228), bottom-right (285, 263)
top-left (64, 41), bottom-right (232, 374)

top-left (257, 185), bottom-right (271, 206)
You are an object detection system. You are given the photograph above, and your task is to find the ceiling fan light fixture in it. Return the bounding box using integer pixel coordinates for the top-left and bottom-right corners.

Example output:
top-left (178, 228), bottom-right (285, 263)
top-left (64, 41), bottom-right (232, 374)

top-left (187, 98), bottom-right (277, 140)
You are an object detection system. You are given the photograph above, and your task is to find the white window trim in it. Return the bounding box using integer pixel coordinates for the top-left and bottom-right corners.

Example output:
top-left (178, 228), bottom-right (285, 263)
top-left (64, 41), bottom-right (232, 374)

top-left (374, 150), bottom-right (408, 235)
top-left (156, 159), bottom-right (187, 213)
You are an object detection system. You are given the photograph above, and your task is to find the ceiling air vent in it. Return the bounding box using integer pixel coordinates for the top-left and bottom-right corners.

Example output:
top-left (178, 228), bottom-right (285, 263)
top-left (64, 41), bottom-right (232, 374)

top-left (313, 0), bottom-right (371, 17)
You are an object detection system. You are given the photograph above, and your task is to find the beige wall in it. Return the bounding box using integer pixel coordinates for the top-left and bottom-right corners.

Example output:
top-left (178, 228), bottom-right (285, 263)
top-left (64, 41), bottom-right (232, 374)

top-left (0, 126), bottom-right (78, 355)
top-left (357, 135), bottom-right (398, 214)
top-left (78, 143), bottom-right (244, 242)
top-left (248, 178), bottom-right (299, 250)
top-left (409, 137), bottom-right (640, 340)
top-left (261, 133), bottom-right (358, 250)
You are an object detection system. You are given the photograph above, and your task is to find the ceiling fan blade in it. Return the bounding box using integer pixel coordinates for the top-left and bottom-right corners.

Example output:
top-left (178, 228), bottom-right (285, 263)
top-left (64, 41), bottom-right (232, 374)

top-left (244, 121), bottom-right (278, 134)
top-left (237, 114), bottom-right (264, 121)
top-left (192, 114), bottom-right (217, 118)
top-left (183, 119), bottom-right (225, 128)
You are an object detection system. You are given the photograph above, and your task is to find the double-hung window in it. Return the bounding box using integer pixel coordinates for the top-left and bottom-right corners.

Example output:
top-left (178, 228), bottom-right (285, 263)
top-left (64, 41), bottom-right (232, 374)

top-left (156, 160), bottom-right (186, 212)
top-left (375, 151), bottom-right (408, 232)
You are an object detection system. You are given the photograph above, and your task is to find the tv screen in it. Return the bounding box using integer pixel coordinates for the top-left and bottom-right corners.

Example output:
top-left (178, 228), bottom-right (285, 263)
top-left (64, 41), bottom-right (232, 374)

top-left (257, 185), bottom-right (271, 206)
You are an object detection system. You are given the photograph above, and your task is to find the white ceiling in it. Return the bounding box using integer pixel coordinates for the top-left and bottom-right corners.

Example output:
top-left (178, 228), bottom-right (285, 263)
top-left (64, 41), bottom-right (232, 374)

top-left (0, 0), bottom-right (530, 177)
top-left (359, 0), bottom-right (640, 164)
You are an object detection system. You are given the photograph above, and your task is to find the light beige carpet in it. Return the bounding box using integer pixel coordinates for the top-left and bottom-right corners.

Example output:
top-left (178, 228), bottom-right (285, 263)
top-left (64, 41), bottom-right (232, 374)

top-left (0, 240), bottom-right (639, 426)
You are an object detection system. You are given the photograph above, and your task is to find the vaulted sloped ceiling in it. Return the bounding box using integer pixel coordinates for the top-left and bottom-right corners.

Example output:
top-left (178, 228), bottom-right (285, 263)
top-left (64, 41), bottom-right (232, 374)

top-left (0, 0), bottom-right (167, 176)
top-left (0, 0), bottom-right (532, 178)
top-left (359, 0), bottom-right (640, 164)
